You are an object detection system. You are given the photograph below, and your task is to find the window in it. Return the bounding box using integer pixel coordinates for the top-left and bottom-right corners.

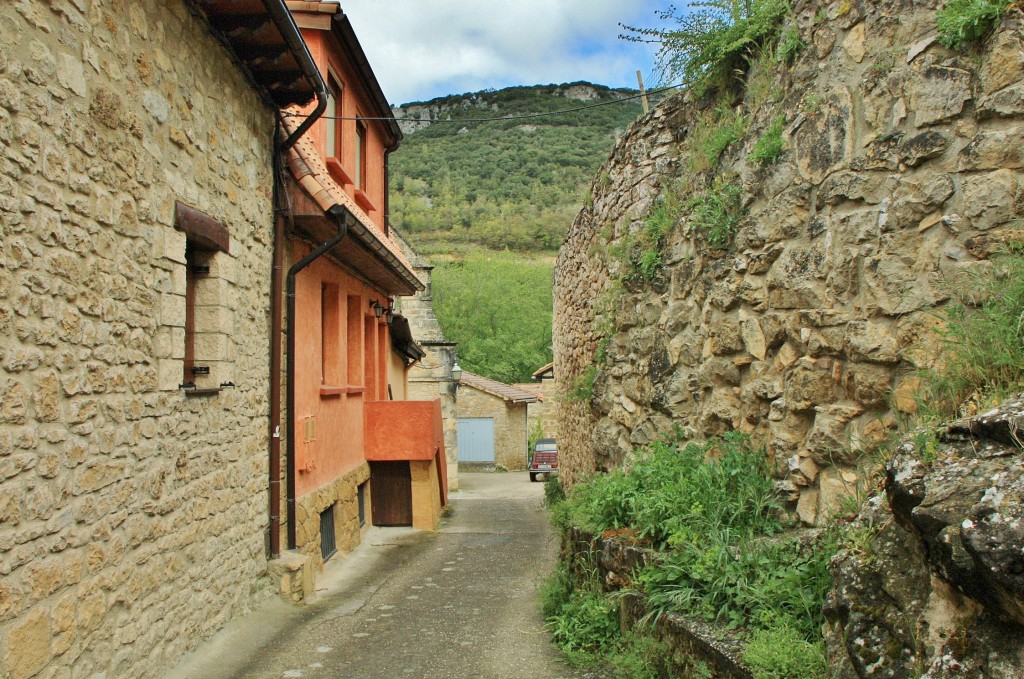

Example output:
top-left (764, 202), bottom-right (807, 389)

top-left (184, 242), bottom-right (216, 383)
top-left (321, 284), bottom-right (341, 385)
top-left (174, 201), bottom-right (231, 392)
top-left (355, 119), bottom-right (366, 190)
top-left (346, 295), bottom-right (362, 385)
top-left (325, 75), bottom-right (342, 159)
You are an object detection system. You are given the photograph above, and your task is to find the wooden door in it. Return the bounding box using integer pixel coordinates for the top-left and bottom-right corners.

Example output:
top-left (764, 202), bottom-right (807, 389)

top-left (369, 461), bottom-right (412, 526)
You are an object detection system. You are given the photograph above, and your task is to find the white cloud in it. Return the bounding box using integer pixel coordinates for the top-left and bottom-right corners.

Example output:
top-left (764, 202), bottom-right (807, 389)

top-left (337, 0), bottom-right (670, 104)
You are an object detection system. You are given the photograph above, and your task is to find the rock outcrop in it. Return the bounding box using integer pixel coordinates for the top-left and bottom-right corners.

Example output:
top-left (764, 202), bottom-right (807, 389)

top-left (553, 0), bottom-right (1024, 528)
top-left (825, 395), bottom-right (1024, 676)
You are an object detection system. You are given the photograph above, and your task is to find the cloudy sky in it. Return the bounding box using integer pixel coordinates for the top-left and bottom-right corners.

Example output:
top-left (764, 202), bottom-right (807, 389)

top-left (337, 1), bottom-right (678, 106)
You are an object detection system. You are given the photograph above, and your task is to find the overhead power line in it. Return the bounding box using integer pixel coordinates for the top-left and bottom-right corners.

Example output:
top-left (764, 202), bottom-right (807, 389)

top-left (282, 83), bottom-right (682, 124)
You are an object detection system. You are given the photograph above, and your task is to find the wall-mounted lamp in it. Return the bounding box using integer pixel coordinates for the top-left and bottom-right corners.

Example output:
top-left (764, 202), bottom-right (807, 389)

top-left (369, 299), bottom-right (385, 319)
top-left (451, 361), bottom-right (463, 383)
top-left (384, 307), bottom-right (394, 325)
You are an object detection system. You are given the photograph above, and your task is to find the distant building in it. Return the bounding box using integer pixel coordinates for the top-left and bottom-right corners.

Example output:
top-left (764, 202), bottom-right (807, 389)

top-left (457, 373), bottom-right (539, 471)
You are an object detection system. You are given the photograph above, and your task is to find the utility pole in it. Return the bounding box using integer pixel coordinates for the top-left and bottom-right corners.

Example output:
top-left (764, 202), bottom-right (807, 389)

top-left (636, 70), bottom-right (650, 114)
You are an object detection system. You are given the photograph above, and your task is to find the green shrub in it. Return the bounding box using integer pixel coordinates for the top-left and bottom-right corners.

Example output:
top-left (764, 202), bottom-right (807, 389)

top-left (742, 626), bottom-right (828, 679)
top-left (688, 176), bottom-right (745, 247)
top-left (547, 589), bottom-right (620, 658)
top-left (540, 562), bottom-right (575, 620)
top-left (622, 0), bottom-right (792, 96)
top-left (748, 114), bottom-right (786, 167)
top-left (937, 0), bottom-right (1012, 49)
top-left (554, 432), bottom-right (779, 548)
top-left (608, 630), bottom-right (673, 678)
top-left (642, 529), bottom-right (837, 640)
top-left (544, 474), bottom-right (566, 507)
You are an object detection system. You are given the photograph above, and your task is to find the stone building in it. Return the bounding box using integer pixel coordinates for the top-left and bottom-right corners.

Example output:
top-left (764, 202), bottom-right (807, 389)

top-left (0, 1), bottom-right (321, 677)
top-left (457, 372), bottom-right (538, 471)
top-left (394, 229), bottom-right (462, 490)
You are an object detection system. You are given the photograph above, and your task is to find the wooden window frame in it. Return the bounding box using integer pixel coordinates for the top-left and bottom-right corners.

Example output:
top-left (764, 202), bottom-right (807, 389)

top-left (175, 201), bottom-right (229, 391)
top-left (355, 118), bottom-right (366, 191)
top-left (325, 73), bottom-right (343, 160)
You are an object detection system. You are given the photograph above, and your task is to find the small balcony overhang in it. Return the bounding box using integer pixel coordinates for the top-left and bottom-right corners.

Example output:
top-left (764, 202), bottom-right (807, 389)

top-left (364, 399), bottom-right (447, 530)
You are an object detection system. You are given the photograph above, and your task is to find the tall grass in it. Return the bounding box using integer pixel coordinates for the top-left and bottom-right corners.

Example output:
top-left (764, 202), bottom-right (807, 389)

top-left (919, 251), bottom-right (1024, 420)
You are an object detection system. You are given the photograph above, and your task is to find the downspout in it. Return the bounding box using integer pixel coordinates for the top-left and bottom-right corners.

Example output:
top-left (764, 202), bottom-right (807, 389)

top-left (269, 3), bottom-right (327, 559)
top-left (285, 204), bottom-right (353, 550)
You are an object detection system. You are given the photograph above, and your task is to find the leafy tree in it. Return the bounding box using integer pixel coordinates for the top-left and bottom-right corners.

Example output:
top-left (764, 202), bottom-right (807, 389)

top-left (621, 0), bottom-right (790, 95)
top-left (431, 251), bottom-right (553, 383)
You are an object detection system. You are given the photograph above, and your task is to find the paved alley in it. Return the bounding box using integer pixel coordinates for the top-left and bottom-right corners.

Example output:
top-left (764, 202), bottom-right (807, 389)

top-left (166, 472), bottom-right (586, 679)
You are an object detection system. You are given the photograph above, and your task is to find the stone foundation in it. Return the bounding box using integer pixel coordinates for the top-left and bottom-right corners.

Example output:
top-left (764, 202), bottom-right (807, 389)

top-left (294, 463), bottom-right (371, 571)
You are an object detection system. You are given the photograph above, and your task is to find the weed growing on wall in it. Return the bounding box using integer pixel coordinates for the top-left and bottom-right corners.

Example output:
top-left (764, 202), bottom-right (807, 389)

top-left (689, 104), bottom-right (750, 173)
top-left (936, 0), bottom-right (1013, 49)
top-left (633, 196), bottom-right (681, 282)
top-left (918, 250), bottom-right (1024, 421)
top-left (748, 114), bottom-right (786, 167)
top-left (776, 25), bottom-right (805, 64)
top-left (564, 365), bottom-right (598, 405)
top-left (688, 176), bottom-right (745, 247)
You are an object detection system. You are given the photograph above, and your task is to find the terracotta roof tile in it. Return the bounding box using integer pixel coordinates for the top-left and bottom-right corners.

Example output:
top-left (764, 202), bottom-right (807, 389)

top-left (280, 106), bottom-right (418, 281)
top-left (532, 362), bottom-right (554, 379)
top-left (513, 383), bottom-right (544, 401)
top-left (460, 372), bottom-right (539, 403)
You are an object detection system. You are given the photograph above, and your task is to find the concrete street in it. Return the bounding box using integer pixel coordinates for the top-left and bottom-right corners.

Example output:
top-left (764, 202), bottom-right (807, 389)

top-left (166, 472), bottom-right (587, 679)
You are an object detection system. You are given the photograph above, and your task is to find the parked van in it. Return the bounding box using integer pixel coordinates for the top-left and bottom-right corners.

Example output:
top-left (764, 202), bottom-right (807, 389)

top-left (529, 438), bottom-right (558, 482)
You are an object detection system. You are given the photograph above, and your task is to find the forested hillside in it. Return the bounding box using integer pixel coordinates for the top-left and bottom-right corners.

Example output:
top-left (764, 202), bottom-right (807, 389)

top-left (390, 82), bottom-right (645, 252)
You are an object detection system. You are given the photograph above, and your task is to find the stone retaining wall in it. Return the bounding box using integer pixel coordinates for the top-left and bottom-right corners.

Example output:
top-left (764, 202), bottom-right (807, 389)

top-left (0, 2), bottom-right (280, 676)
top-left (554, 0), bottom-right (1024, 520)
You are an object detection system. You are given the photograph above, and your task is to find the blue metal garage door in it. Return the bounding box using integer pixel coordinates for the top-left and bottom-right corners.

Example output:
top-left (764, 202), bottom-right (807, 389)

top-left (457, 418), bottom-right (495, 462)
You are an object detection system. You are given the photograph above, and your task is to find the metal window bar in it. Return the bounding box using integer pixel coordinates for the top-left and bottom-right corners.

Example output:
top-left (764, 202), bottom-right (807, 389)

top-left (357, 483), bottom-right (366, 527)
top-left (320, 505), bottom-right (337, 562)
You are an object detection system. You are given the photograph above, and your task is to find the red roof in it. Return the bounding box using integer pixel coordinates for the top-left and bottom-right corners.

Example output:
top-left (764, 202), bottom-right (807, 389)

top-left (460, 372), bottom-right (539, 404)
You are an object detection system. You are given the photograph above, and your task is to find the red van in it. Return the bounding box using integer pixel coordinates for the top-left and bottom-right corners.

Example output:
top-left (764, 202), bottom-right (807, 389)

top-left (529, 438), bottom-right (558, 482)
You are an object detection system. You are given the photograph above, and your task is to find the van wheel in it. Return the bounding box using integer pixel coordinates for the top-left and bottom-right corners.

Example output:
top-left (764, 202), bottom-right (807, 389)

top-left (529, 473), bottom-right (538, 482)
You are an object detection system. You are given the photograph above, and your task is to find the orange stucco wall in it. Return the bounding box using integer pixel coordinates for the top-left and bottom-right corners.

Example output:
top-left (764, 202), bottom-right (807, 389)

top-left (365, 399), bottom-right (448, 510)
top-left (298, 28), bottom-right (390, 234)
top-left (293, 243), bottom-right (396, 497)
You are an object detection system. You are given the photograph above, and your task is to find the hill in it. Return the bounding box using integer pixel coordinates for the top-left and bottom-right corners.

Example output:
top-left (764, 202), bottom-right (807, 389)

top-left (389, 82), bottom-right (646, 253)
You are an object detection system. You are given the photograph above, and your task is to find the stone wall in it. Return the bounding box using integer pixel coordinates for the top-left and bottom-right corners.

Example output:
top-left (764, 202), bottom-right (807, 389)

top-left (395, 231), bottom-right (460, 490)
top-left (294, 463), bottom-right (370, 570)
top-left (554, 0), bottom-right (1024, 515)
top-left (0, 2), bottom-right (280, 677)
top-left (456, 387), bottom-right (529, 470)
